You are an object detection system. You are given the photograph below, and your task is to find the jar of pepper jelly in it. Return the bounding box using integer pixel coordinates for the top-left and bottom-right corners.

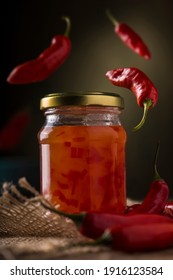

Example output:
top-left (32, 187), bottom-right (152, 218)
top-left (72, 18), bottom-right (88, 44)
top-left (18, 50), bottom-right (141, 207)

top-left (38, 92), bottom-right (127, 213)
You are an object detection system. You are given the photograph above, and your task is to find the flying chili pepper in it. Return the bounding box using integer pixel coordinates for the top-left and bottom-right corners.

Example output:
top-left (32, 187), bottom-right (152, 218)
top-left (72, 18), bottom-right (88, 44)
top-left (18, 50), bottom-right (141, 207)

top-left (128, 141), bottom-right (169, 215)
top-left (95, 223), bottom-right (173, 252)
top-left (105, 67), bottom-right (158, 131)
top-left (106, 9), bottom-right (151, 60)
top-left (0, 109), bottom-right (31, 150)
top-left (7, 16), bottom-right (71, 84)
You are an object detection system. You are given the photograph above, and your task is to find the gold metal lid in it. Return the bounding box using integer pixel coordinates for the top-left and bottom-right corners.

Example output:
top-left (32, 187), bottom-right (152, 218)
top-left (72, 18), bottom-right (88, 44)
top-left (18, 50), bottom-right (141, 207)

top-left (40, 91), bottom-right (124, 110)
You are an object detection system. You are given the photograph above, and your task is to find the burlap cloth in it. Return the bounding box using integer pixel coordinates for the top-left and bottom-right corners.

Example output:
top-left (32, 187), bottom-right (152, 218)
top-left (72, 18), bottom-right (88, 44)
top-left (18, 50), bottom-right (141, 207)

top-left (0, 178), bottom-right (173, 260)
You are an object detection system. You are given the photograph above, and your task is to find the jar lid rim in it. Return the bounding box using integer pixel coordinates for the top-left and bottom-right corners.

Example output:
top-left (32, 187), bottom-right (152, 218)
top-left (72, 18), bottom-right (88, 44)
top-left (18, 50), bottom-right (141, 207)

top-left (40, 91), bottom-right (124, 110)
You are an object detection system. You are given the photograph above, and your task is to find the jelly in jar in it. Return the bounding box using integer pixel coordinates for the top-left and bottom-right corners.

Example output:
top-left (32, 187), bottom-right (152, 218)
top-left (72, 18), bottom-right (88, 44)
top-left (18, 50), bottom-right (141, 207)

top-left (38, 92), bottom-right (127, 213)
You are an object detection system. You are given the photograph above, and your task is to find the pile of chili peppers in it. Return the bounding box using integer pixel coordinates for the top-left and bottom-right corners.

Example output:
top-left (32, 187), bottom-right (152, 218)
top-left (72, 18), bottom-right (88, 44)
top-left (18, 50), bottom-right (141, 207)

top-left (41, 142), bottom-right (173, 253)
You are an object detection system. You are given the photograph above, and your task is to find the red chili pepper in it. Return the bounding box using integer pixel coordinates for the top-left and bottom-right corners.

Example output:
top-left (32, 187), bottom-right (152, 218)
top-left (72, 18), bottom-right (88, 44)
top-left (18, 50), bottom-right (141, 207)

top-left (80, 212), bottom-right (173, 239)
top-left (41, 201), bottom-right (173, 240)
top-left (128, 142), bottom-right (169, 215)
top-left (0, 109), bottom-right (31, 150)
top-left (7, 17), bottom-right (71, 84)
top-left (106, 9), bottom-right (151, 60)
top-left (100, 223), bottom-right (173, 252)
top-left (105, 67), bottom-right (158, 131)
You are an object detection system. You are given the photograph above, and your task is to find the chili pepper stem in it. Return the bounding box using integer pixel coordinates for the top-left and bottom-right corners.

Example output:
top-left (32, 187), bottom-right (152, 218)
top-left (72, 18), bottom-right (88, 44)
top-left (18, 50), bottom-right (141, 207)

top-left (61, 16), bottom-right (71, 37)
top-left (93, 229), bottom-right (112, 245)
top-left (133, 98), bottom-right (153, 132)
top-left (106, 9), bottom-right (119, 26)
top-left (41, 201), bottom-right (85, 226)
top-left (78, 230), bottom-right (112, 247)
top-left (153, 140), bottom-right (161, 180)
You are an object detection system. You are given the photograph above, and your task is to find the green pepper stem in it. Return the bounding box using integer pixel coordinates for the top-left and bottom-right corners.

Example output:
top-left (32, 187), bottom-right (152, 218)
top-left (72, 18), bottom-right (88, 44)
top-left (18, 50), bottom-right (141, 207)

top-left (106, 9), bottom-right (119, 26)
top-left (153, 140), bottom-right (161, 180)
top-left (41, 201), bottom-right (85, 226)
top-left (92, 229), bottom-right (112, 245)
top-left (77, 229), bottom-right (112, 247)
top-left (61, 16), bottom-right (71, 37)
top-left (133, 99), bottom-right (153, 132)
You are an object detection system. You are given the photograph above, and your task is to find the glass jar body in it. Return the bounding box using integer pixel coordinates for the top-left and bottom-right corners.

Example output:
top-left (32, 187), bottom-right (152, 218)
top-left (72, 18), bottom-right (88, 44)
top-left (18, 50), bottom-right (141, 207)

top-left (38, 106), bottom-right (127, 213)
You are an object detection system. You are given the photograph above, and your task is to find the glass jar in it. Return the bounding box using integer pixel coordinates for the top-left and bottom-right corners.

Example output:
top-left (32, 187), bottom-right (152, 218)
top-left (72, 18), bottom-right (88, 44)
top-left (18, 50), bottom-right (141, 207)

top-left (38, 92), bottom-right (127, 213)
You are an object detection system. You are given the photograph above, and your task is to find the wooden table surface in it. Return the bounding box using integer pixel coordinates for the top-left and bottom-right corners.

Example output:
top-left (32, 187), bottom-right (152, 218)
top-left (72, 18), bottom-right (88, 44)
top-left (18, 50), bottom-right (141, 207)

top-left (0, 237), bottom-right (173, 260)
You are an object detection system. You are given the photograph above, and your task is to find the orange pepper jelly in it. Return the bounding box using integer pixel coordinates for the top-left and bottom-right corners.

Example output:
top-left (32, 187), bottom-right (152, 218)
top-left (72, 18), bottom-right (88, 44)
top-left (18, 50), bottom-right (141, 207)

top-left (38, 92), bottom-right (127, 213)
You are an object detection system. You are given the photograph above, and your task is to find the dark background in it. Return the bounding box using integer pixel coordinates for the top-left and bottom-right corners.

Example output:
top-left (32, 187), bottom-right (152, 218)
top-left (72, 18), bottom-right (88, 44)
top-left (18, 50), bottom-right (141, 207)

top-left (1, 0), bottom-right (173, 200)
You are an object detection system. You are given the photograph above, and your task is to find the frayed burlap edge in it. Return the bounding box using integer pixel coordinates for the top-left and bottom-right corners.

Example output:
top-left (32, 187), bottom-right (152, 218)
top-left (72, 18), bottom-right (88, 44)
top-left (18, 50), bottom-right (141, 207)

top-left (0, 177), bottom-right (97, 259)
